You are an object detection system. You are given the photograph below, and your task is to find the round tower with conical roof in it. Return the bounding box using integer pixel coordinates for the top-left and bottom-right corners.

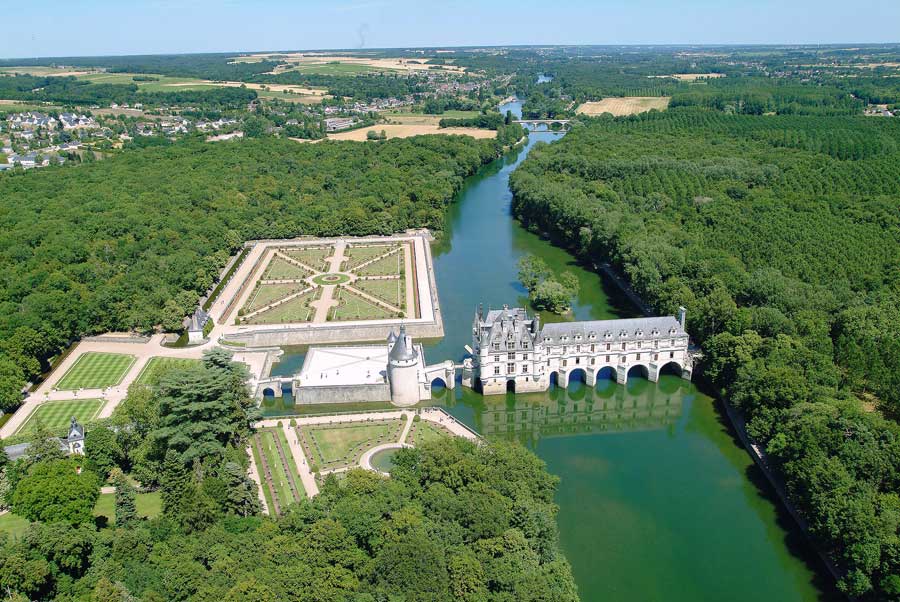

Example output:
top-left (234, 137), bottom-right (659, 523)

top-left (388, 325), bottom-right (420, 406)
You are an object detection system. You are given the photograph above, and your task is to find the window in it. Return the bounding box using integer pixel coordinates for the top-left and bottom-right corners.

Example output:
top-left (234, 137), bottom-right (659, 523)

top-left (590, 344), bottom-right (595, 352)
top-left (562, 359), bottom-right (568, 367)
top-left (670, 351), bottom-right (675, 359)
top-left (636, 353), bottom-right (641, 360)
top-left (523, 342), bottom-right (529, 349)
top-left (654, 353), bottom-right (659, 361)
top-left (493, 342), bottom-right (500, 351)
top-left (522, 364), bottom-right (528, 373)
top-left (576, 345), bottom-right (581, 352)
top-left (606, 355), bottom-right (610, 362)
top-left (653, 340), bottom-right (658, 349)
top-left (637, 341), bottom-right (642, 349)
top-left (575, 357), bottom-right (581, 365)
top-left (507, 342), bottom-right (515, 350)
top-left (523, 353), bottom-right (528, 360)
top-left (671, 339), bottom-right (676, 347)
top-left (494, 355), bottom-right (500, 363)
top-left (508, 352), bottom-right (515, 360)
top-left (606, 343), bottom-right (611, 351)
top-left (493, 366), bottom-right (500, 375)
top-left (621, 342), bottom-right (626, 351)
top-left (591, 358), bottom-right (596, 365)
top-left (562, 346), bottom-right (567, 354)
top-left (507, 363), bottom-right (515, 374)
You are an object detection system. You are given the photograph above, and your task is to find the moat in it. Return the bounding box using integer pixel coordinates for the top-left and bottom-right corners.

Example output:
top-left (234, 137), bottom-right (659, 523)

top-left (266, 111), bottom-right (837, 600)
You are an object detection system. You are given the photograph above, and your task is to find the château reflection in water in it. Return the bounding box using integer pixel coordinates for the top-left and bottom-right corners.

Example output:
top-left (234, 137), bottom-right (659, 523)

top-left (431, 374), bottom-right (688, 445)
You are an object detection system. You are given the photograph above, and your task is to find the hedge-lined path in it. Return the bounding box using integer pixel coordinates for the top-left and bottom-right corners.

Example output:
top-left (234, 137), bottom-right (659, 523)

top-left (246, 442), bottom-right (270, 515)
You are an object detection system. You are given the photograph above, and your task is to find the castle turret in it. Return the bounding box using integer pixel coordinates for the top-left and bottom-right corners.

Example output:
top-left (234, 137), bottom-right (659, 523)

top-left (388, 325), bottom-right (420, 406)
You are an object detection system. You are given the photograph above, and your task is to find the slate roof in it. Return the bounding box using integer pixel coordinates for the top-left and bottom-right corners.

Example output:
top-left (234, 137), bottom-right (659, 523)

top-left (539, 316), bottom-right (685, 344)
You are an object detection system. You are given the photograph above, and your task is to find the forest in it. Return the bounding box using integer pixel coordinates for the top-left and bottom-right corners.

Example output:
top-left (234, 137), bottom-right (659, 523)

top-left (0, 134), bottom-right (504, 411)
top-left (510, 107), bottom-right (900, 598)
top-left (0, 350), bottom-right (578, 601)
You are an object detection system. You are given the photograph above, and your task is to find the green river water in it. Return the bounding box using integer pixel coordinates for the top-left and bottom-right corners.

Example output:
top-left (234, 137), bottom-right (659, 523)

top-left (266, 117), bottom-right (838, 600)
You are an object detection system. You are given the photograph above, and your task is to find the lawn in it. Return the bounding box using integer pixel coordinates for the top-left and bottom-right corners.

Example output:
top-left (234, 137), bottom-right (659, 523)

top-left (14, 398), bottom-right (105, 436)
top-left (262, 256), bottom-right (310, 280)
top-left (243, 283), bottom-right (304, 313)
top-left (55, 352), bottom-right (136, 390)
top-left (353, 278), bottom-right (404, 308)
top-left (410, 420), bottom-right (453, 446)
top-left (1, 491), bottom-right (162, 539)
top-left (330, 288), bottom-right (395, 321)
top-left (134, 357), bottom-right (201, 386)
top-left (343, 244), bottom-right (398, 270)
top-left (282, 246), bottom-right (334, 271)
top-left (246, 288), bottom-right (320, 324)
top-left (303, 420), bottom-right (402, 467)
top-left (250, 439), bottom-right (276, 514)
top-left (75, 72), bottom-right (218, 92)
top-left (275, 427), bottom-right (306, 498)
top-left (287, 63), bottom-right (385, 76)
top-left (355, 252), bottom-right (401, 277)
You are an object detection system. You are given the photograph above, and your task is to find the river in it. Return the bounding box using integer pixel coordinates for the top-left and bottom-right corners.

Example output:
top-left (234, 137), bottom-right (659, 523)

top-left (267, 100), bottom-right (837, 600)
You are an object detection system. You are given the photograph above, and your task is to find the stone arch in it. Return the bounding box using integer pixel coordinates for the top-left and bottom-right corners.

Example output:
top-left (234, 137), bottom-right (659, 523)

top-left (262, 387), bottom-right (276, 397)
top-left (626, 364), bottom-right (650, 381)
top-left (430, 377), bottom-right (448, 390)
top-left (595, 366), bottom-right (616, 381)
top-left (659, 361), bottom-right (683, 377)
top-left (567, 368), bottom-right (587, 386)
top-left (506, 379), bottom-right (516, 393)
top-left (549, 371), bottom-right (559, 388)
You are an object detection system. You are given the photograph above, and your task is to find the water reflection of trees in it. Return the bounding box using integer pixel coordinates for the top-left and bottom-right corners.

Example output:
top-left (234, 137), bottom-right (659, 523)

top-left (463, 376), bottom-right (688, 444)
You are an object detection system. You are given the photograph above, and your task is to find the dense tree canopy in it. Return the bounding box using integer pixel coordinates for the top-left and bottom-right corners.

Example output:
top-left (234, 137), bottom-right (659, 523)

top-left (510, 108), bottom-right (900, 597)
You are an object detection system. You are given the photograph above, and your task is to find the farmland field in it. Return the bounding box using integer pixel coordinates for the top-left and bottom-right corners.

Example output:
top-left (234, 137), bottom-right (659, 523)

top-left (327, 124), bottom-right (496, 141)
top-left (576, 96), bottom-right (670, 116)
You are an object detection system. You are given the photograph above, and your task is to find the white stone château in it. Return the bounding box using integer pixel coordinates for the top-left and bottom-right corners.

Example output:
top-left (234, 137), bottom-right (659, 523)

top-left (462, 305), bottom-right (692, 395)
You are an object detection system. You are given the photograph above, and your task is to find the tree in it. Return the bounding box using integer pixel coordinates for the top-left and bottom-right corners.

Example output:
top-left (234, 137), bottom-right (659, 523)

top-left (111, 468), bottom-right (137, 526)
top-left (531, 280), bottom-right (574, 313)
top-left (85, 426), bottom-right (123, 479)
top-left (517, 254), bottom-right (551, 292)
top-left (11, 459), bottom-right (100, 525)
top-left (220, 461), bottom-right (260, 517)
top-left (25, 421), bottom-right (66, 465)
top-left (0, 356), bottom-right (24, 413)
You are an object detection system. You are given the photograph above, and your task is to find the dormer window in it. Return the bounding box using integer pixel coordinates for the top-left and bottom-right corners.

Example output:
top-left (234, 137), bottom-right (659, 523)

top-left (669, 328), bottom-right (676, 336)
top-left (604, 331), bottom-right (612, 339)
top-left (619, 330), bottom-right (627, 338)
top-left (636, 330), bottom-right (643, 337)
top-left (651, 328), bottom-right (659, 336)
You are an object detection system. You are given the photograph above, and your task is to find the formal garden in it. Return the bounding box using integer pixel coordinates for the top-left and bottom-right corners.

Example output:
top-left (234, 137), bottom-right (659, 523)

top-left (297, 417), bottom-right (405, 473)
top-left (408, 417), bottom-right (454, 447)
top-left (237, 240), bottom-right (415, 324)
top-left (55, 352), bottom-right (136, 390)
top-left (250, 427), bottom-right (305, 515)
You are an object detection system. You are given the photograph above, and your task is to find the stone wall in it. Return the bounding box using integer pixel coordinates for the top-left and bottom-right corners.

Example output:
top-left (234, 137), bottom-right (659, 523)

top-left (294, 383), bottom-right (392, 405)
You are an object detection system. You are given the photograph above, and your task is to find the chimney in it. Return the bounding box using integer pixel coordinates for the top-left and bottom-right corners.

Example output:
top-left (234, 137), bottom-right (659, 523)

top-left (677, 306), bottom-right (686, 329)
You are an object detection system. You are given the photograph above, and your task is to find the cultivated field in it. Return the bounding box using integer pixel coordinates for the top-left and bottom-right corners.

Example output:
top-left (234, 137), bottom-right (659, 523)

top-left (649, 73), bottom-right (725, 81)
top-left (0, 66), bottom-right (100, 77)
top-left (382, 110), bottom-right (481, 126)
top-left (55, 352), bottom-right (136, 390)
top-left (576, 96), bottom-right (670, 116)
top-left (14, 398), bottom-right (105, 436)
top-left (233, 53), bottom-right (466, 74)
top-left (327, 124), bottom-right (496, 141)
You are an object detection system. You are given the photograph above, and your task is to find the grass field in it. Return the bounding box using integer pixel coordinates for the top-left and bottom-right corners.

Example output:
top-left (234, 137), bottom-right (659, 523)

top-left (356, 252), bottom-right (401, 277)
top-left (134, 357), bottom-right (201, 386)
top-left (343, 244), bottom-right (398, 270)
top-left (303, 420), bottom-right (402, 467)
top-left (282, 247), bottom-right (334, 271)
top-left (93, 491), bottom-right (162, 524)
top-left (262, 256), bottom-right (311, 280)
top-left (286, 63), bottom-right (385, 75)
top-left (353, 278), bottom-right (403, 308)
top-left (247, 288), bottom-right (320, 324)
top-left (14, 398), bottom-right (105, 436)
top-left (243, 283), bottom-right (304, 313)
top-left (576, 97), bottom-right (670, 116)
top-left (411, 421), bottom-right (453, 446)
top-left (383, 110), bottom-right (481, 126)
top-left (330, 288), bottom-right (394, 321)
top-left (55, 352), bottom-right (135, 390)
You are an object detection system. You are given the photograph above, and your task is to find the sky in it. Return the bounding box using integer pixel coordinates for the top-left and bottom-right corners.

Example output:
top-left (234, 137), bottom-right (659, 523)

top-left (1, 0), bottom-right (899, 59)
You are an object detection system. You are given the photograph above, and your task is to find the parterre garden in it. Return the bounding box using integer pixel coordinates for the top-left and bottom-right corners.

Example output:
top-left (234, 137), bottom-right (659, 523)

top-left (408, 418), bottom-right (454, 446)
top-left (237, 241), bottom-right (413, 324)
top-left (298, 418), bottom-right (404, 472)
top-left (250, 427), bottom-right (306, 515)
top-left (55, 352), bottom-right (135, 390)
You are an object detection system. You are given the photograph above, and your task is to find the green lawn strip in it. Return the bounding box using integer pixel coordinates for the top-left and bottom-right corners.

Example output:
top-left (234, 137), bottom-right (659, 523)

top-left (246, 288), bottom-right (321, 324)
top-left (304, 420), bottom-right (403, 468)
top-left (259, 430), bottom-right (297, 509)
top-left (282, 247), bottom-right (334, 271)
top-left (250, 437), bottom-right (277, 514)
top-left (55, 352), bottom-right (136, 390)
top-left (0, 513), bottom-right (31, 539)
top-left (243, 282), bottom-right (304, 313)
top-left (14, 398), bottom-right (105, 436)
top-left (93, 491), bottom-right (162, 524)
top-left (355, 252), bottom-right (401, 277)
top-left (134, 357), bottom-right (201, 386)
top-left (274, 427), bottom-right (306, 498)
top-left (331, 287), bottom-right (394, 321)
top-left (343, 244), bottom-right (397, 270)
top-left (353, 278), bottom-right (403, 308)
top-left (411, 421), bottom-right (453, 446)
top-left (263, 256), bottom-right (311, 280)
